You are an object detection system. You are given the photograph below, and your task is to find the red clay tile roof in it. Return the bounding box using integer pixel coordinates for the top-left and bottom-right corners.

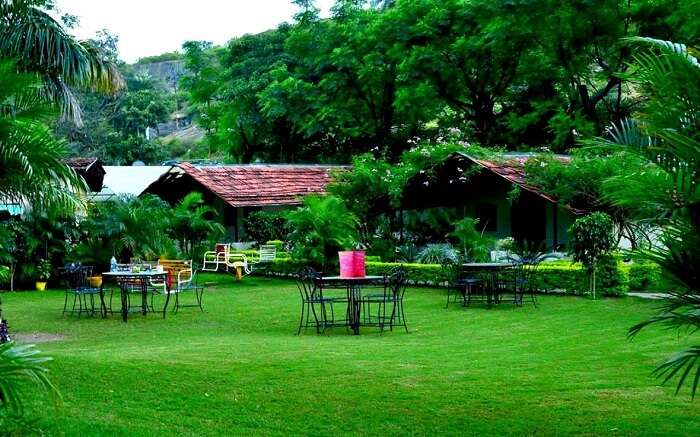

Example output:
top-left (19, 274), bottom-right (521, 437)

top-left (65, 157), bottom-right (100, 171)
top-left (64, 157), bottom-right (105, 192)
top-left (175, 162), bottom-right (346, 207)
top-left (454, 152), bottom-right (582, 212)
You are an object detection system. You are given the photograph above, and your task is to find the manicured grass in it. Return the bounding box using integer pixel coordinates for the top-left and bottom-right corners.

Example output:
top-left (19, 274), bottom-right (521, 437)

top-left (2, 274), bottom-right (698, 436)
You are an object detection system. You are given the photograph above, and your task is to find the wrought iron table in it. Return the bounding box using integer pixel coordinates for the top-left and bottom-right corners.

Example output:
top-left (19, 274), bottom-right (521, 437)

top-left (320, 276), bottom-right (384, 335)
top-left (100, 271), bottom-right (171, 322)
top-left (462, 262), bottom-right (517, 304)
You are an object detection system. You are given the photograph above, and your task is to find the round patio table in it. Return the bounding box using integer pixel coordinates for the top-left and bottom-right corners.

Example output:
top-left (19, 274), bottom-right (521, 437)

top-left (320, 276), bottom-right (384, 335)
top-left (462, 262), bottom-right (517, 304)
top-left (100, 271), bottom-right (171, 322)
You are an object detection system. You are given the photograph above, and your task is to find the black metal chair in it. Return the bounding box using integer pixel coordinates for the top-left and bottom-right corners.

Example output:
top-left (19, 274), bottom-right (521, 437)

top-left (513, 255), bottom-right (544, 307)
top-left (442, 261), bottom-right (482, 308)
top-left (360, 267), bottom-right (409, 333)
top-left (385, 267), bottom-right (409, 332)
top-left (62, 265), bottom-right (101, 317)
top-left (295, 267), bottom-right (337, 334)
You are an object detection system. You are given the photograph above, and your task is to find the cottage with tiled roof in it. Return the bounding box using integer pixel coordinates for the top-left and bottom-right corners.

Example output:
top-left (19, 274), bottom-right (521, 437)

top-left (401, 151), bottom-right (580, 250)
top-left (144, 163), bottom-right (347, 240)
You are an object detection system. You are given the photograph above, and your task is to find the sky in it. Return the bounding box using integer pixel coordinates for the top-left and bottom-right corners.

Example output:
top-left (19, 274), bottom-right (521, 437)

top-left (53, 0), bottom-right (334, 63)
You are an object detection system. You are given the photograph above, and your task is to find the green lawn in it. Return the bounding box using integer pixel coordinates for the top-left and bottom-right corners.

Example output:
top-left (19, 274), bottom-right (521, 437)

top-left (2, 274), bottom-right (698, 436)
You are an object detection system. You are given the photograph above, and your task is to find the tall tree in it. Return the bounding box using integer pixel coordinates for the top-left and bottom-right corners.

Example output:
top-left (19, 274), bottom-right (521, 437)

top-left (261, 0), bottom-right (421, 160)
top-left (0, 0), bottom-right (124, 124)
top-left (217, 26), bottom-right (300, 163)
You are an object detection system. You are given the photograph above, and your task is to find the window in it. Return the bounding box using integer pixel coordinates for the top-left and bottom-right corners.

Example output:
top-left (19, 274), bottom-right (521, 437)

top-left (475, 203), bottom-right (497, 232)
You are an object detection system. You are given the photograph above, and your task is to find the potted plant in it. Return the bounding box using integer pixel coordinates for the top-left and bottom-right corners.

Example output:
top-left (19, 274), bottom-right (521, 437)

top-left (88, 274), bottom-right (102, 288)
top-left (35, 259), bottom-right (51, 291)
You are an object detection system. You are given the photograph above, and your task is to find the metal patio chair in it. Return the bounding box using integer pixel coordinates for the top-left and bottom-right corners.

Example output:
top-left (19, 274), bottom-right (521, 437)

top-left (295, 267), bottom-right (338, 334)
top-left (62, 265), bottom-right (101, 317)
top-left (442, 261), bottom-right (482, 308)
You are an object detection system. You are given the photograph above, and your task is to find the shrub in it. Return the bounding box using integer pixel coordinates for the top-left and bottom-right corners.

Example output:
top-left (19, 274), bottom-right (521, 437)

top-left (244, 211), bottom-right (287, 244)
top-left (627, 261), bottom-right (663, 291)
top-left (261, 257), bottom-right (628, 296)
top-left (595, 255), bottom-right (629, 296)
top-left (265, 240), bottom-right (285, 251)
top-left (416, 244), bottom-right (459, 264)
top-left (449, 217), bottom-right (493, 261)
top-left (569, 212), bottom-right (615, 298)
top-left (285, 195), bottom-right (359, 270)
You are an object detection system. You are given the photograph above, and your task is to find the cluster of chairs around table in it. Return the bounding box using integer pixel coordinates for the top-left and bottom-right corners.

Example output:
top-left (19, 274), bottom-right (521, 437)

top-left (60, 260), bottom-right (204, 319)
top-left (296, 266), bottom-right (409, 335)
top-left (442, 255), bottom-right (546, 309)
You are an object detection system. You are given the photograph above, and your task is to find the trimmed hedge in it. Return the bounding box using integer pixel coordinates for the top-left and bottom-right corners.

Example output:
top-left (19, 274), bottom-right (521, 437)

top-left (260, 257), bottom-right (662, 296)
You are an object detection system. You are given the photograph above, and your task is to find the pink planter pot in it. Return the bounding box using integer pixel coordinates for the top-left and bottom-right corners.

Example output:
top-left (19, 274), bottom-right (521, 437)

top-left (339, 250), bottom-right (366, 278)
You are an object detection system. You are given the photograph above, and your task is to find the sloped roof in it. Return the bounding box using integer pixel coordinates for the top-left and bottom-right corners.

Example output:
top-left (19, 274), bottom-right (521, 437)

top-left (460, 152), bottom-right (569, 203)
top-left (148, 162), bottom-right (346, 207)
top-left (453, 151), bottom-right (583, 213)
top-left (65, 157), bottom-right (100, 171)
top-left (64, 157), bottom-right (105, 192)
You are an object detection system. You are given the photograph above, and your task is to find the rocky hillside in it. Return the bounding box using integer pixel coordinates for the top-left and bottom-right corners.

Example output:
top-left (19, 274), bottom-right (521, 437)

top-left (134, 60), bottom-right (185, 92)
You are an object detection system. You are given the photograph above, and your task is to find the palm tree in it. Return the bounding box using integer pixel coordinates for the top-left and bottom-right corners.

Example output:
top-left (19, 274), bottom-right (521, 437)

top-left (592, 38), bottom-right (700, 397)
top-left (169, 192), bottom-right (225, 257)
top-left (286, 195), bottom-right (359, 270)
top-left (0, 59), bottom-right (86, 213)
top-left (76, 195), bottom-right (175, 264)
top-left (0, 0), bottom-right (125, 124)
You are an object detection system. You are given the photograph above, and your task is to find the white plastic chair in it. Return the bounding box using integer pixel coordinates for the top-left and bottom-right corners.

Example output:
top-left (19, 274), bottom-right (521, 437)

top-left (202, 243), bottom-right (230, 271)
top-left (251, 245), bottom-right (276, 272)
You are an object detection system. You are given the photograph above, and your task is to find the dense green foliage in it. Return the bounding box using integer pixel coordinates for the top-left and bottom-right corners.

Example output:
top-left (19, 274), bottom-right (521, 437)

top-left (0, 61), bottom-right (86, 213)
top-left (243, 210), bottom-right (288, 244)
top-left (524, 149), bottom-right (651, 247)
top-left (569, 212), bottom-right (616, 298)
top-left (285, 195), bottom-right (359, 269)
top-left (73, 195), bottom-right (175, 265)
top-left (590, 38), bottom-right (700, 397)
top-left (0, 212), bottom-right (79, 290)
top-left (449, 217), bottom-right (493, 262)
top-left (71, 194), bottom-right (224, 268)
top-left (172, 0), bottom-right (698, 164)
top-left (569, 212), bottom-right (616, 271)
top-left (0, 341), bottom-right (60, 418)
top-left (169, 192), bottom-right (225, 259)
top-left (54, 37), bottom-right (177, 164)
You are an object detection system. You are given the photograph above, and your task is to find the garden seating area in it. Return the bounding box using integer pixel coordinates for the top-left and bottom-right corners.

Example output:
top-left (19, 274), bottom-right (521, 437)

top-left (1, 1), bottom-right (699, 433)
top-left (296, 267), bottom-right (408, 335)
top-left (1, 273), bottom-right (698, 435)
top-left (59, 259), bottom-right (204, 322)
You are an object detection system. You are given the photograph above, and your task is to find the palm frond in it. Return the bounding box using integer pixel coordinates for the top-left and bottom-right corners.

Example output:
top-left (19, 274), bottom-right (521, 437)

top-left (624, 37), bottom-right (700, 67)
top-left (0, 341), bottom-right (62, 415)
top-left (0, 1), bottom-right (125, 124)
top-left (653, 346), bottom-right (700, 398)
